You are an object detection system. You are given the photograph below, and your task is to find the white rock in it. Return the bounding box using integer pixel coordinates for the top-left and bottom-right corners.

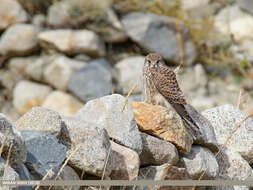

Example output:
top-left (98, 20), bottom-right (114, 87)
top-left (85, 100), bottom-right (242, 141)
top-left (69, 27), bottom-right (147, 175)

top-left (0, 24), bottom-right (39, 56)
top-left (43, 91), bottom-right (83, 116)
top-left (13, 80), bottom-right (52, 114)
top-left (114, 56), bottom-right (144, 94)
top-left (0, 0), bottom-right (28, 30)
top-left (202, 104), bottom-right (253, 164)
top-left (214, 5), bottom-right (253, 41)
top-left (38, 29), bottom-right (106, 57)
top-left (43, 55), bottom-right (86, 90)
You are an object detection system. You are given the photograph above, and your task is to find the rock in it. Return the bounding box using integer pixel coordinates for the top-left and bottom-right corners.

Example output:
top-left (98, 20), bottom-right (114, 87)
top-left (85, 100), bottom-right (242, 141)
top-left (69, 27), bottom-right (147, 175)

top-left (202, 104), bottom-right (253, 164)
top-left (129, 94), bottom-right (142, 102)
top-left (17, 0), bottom-right (53, 14)
top-left (75, 94), bottom-right (142, 154)
top-left (15, 106), bottom-right (66, 137)
top-left (0, 158), bottom-right (19, 190)
top-left (74, 54), bottom-right (91, 62)
top-left (180, 145), bottom-right (218, 179)
top-left (46, 0), bottom-right (111, 27)
top-left (130, 101), bottom-right (192, 154)
top-left (16, 163), bottom-right (32, 180)
top-left (60, 116), bottom-right (113, 177)
top-left (68, 61), bottom-right (112, 102)
top-left (110, 141), bottom-right (140, 180)
top-left (32, 14), bottom-right (46, 28)
top-left (161, 165), bottom-right (191, 190)
top-left (139, 163), bottom-right (172, 180)
top-left (20, 130), bottom-right (67, 179)
top-left (239, 0), bottom-right (253, 16)
top-left (25, 56), bottom-right (50, 81)
top-left (0, 69), bottom-right (23, 91)
top-left (0, 114), bottom-right (26, 169)
top-left (181, 0), bottom-right (220, 20)
top-left (15, 164), bottom-right (33, 190)
top-left (46, 0), bottom-right (72, 27)
top-left (101, 8), bottom-right (128, 43)
top-left (122, 12), bottom-right (196, 65)
top-left (214, 5), bottom-right (253, 42)
top-left (38, 29), bottom-right (105, 57)
top-left (214, 148), bottom-right (253, 190)
top-left (43, 55), bottom-right (86, 90)
top-left (0, 0), bottom-right (28, 30)
top-left (0, 101), bottom-right (20, 122)
top-left (140, 132), bottom-right (178, 166)
top-left (114, 56), bottom-right (144, 94)
top-left (43, 91), bottom-right (83, 116)
top-left (52, 165), bottom-right (80, 190)
top-left (13, 80), bottom-right (52, 114)
top-left (0, 24), bottom-right (39, 56)
top-left (184, 104), bottom-right (219, 152)
top-left (139, 164), bottom-right (191, 190)
top-left (8, 56), bottom-right (37, 76)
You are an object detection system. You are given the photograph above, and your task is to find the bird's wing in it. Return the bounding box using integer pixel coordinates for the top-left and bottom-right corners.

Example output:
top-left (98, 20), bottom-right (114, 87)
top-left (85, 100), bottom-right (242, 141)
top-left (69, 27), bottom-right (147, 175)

top-left (150, 66), bottom-right (187, 105)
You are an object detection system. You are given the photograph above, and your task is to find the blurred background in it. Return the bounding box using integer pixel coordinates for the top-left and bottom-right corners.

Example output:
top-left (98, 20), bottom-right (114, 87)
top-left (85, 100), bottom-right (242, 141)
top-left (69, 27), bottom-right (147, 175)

top-left (0, 0), bottom-right (253, 121)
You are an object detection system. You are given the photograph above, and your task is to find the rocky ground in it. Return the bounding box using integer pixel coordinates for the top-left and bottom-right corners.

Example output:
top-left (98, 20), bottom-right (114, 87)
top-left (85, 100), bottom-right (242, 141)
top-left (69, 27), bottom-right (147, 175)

top-left (0, 0), bottom-right (253, 190)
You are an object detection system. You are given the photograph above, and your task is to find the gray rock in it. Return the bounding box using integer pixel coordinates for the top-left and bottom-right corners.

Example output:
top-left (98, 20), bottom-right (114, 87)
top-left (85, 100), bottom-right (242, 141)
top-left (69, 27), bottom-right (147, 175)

top-left (114, 56), bottom-right (144, 94)
top-left (0, 0), bottom-right (28, 30)
top-left (139, 132), bottom-right (178, 166)
top-left (122, 12), bottom-right (196, 65)
top-left (0, 114), bottom-right (26, 169)
top-left (238, 0), bottom-right (253, 16)
top-left (181, 145), bottom-right (218, 179)
top-left (52, 165), bottom-right (80, 190)
top-left (43, 55), bottom-right (86, 90)
top-left (38, 29), bottom-right (105, 57)
top-left (61, 116), bottom-right (113, 177)
top-left (75, 94), bottom-right (142, 154)
top-left (13, 80), bottom-right (52, 114)
top-left (68, 61), bottom-right (112, 102)
top-left (89, 58), bottom-right (112, 71)
top-left (110, 141), bottom-right (140, 180)
top-left (15, 164), bottom-right (33, 190)
top-left (0, 158), bottom-right (19, 190)
top-left (15, 106), bottom-right (66, 137)
top-left (139, 163), bottom-right (171, 180)
top-left (20, 130), bottom-right (67, 179)
top-left (202, 104), bottom-right (253, 164)
top-left (139, 164), bottom-right (191, 190)
top-left (128, 94), bottom-right (142, 102)
top-left (213, 148), bottom-right (253, 190)
top-left (0, 24), bottom-right (39, 56)
top-left (185, 104), bottom-right (219, 152)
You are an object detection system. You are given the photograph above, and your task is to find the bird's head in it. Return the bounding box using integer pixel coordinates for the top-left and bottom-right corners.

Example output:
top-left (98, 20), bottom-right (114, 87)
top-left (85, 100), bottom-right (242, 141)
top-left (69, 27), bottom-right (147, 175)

top-left (144, 53), bottom-right (165, 68)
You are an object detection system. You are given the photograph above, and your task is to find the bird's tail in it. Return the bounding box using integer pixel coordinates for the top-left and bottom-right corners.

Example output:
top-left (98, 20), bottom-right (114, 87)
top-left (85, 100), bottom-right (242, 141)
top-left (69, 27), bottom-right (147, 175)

top-left (171, 103), bottom-right (201, 140)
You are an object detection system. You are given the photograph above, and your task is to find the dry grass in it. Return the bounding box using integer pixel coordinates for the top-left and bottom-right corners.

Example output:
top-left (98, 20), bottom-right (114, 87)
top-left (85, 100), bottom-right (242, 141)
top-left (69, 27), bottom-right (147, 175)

top-left (3, 144), bottom-right (13, 180)
top-left (192, 109), bottom-right (253, 190)
top-left (121, 82), bottom-right (139, 113)
top-left (34, 168), bottom-right (53, 190)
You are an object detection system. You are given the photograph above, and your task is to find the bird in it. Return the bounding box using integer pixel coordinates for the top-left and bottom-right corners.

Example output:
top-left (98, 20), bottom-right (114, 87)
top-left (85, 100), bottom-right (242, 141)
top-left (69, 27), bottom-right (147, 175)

top-left (142, 53), bottom-right (201, 139)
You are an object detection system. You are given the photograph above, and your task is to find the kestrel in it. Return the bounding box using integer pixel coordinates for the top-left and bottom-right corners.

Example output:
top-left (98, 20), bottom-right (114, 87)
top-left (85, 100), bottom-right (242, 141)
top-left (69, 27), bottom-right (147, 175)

top-left (142, 53), bottom-right (200, 139)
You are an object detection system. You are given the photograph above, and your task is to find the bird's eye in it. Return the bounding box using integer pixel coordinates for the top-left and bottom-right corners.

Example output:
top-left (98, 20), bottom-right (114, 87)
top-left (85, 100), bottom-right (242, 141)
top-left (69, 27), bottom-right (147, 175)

top-left (147, 60), bottom-right (151, 65)
top-left (156, 60), bottom-right (160, 64)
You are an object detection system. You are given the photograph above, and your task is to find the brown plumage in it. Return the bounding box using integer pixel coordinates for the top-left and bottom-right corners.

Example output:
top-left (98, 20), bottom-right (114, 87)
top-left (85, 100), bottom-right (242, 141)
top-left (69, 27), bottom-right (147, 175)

top-left (142, 53), bottom-right (200, 139)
